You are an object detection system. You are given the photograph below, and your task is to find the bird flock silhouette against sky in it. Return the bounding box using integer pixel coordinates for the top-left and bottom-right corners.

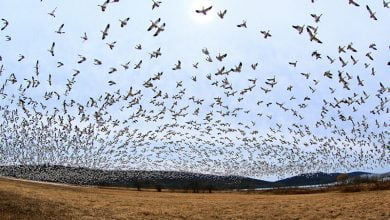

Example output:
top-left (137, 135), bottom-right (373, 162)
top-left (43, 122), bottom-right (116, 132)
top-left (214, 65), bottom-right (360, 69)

top-left (0, 0), bottom-right (389, 179)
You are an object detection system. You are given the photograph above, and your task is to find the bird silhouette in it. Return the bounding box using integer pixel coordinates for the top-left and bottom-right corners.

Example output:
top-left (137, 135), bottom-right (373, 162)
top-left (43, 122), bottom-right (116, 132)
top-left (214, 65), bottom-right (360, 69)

top-left (195, 6), bottom-right (213, 15)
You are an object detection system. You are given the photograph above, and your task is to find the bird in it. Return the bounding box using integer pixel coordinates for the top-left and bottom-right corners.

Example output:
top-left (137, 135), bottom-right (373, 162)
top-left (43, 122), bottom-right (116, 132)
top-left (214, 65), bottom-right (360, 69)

top-left (119, 17), bottom-right (130, 28)
top-left (17, 54), bottom-right (25, 62)
top-left (192, 62), bottom-right (199, 69)
top-left (307, 25), bottom-right (319, 34)
top-left (48, 42), bottom-right (55, 56)
top-left (306, 27), bottom-right (322, 44)
top-left (150, 48), bottom-right (162, 59)
top-left (48, 7), bottom-right (58, 17)
top-left (366, 5), bottom-right (378, 20)
top-left (251, 63), bottom-right (258, 70)
top-left (147, 18), bottom-right (161, 31)
top-left (289, 61), bottom-right (298, 67)
top-left (260, 30), bottom-right (271, 39)
top-left (327, 56), bottom-right (335, 64)
top-left (310, 13), bottom-right (322, 23)
top-left (195, 6), bottom-right (213, 15)
top-left (98, 0), bottom-right (110, 12)
top-left (231, 62), bottom-right (242, 72)
top-left (366, 52), bottom-right (374, 60)
top-left (152, 0), bottom-right (162, 10)
top-left (80, 32), bottom-right (88, 42)
top-left (338, 46), bottom-right (346, 53)
top-left (1, 18), bottom-right (9, 31)
top-left (323, 70), bottom-right (333, 79)
top-left (384, 0), bottom-right (390, 8)
top-left (47, 74), bottom-right (52, 86)
top-left (347, 43), bottom-right (357, 52)
top-left (202, 47), bottom-right (210, 56)
top-left (350, 56), bottom-right (358, 65)
top-left (93, 59), bottom-right (102, 65)
top-left (348, 0), bottom-right (360, 7)
top-left (369, 43), bottom-right (377, 50)
top-left (339, 57), bottom-right (348, 67)
top-left (301, 72), bottom-right (311, 79)
top-left (312, 50), bottom-right (322, 59)
top-left (260, 87), bottom-right (271, 93)
top-left (101, 24), bottom-right (110, 40)
top-left (216, 53), bottom-right (227, 62)
top-left (172, 60), bottom-right (181, 70)
top-left (108, 68), bottom-right (117, 74)
top-left (134, 60), bottom-right (142, 69)
top-left (357, 76), bottom-right (364, 86)
top-left (292, 25), bottom-right (305, 34)
top-left (153, 23), bottom-right (165, 37)
top-left (55, 24), bottom-right (65, 34)
top-left (237, 21), bottom-right (247, 28)
top-left (217, 10), bottom-right (227, 19)
top-left (119, 61), bottom-right (130, 70)
top-left (106, 41), bottom-right (117, 50)
top-left (77, 55), bottom-right (87, 64)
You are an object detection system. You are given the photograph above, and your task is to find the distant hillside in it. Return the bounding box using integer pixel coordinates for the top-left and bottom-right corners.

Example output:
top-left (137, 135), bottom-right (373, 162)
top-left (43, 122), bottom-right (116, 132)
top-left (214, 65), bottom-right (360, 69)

top-left (275, 172), bottom-right (371, 187)
top-left (0, 165), bottom-right (381, 190)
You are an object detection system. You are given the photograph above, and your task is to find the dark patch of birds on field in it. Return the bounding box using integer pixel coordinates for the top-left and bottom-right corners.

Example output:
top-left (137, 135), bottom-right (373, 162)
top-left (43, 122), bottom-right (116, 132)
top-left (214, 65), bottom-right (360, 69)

top-left (0, 0), bottom-right (389, 180)
top-left (0, 165), bottom-right (266, 190)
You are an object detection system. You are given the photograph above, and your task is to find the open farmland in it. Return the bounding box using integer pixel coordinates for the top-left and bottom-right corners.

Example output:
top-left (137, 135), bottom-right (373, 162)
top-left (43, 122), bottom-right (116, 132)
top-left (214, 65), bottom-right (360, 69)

top-left (1, 177), bottom-right (389, 220)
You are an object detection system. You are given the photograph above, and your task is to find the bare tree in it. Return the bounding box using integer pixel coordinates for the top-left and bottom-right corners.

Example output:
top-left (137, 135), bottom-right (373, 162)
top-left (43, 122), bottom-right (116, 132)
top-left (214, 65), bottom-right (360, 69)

top-left (337, 173), bottom-right (349, 184)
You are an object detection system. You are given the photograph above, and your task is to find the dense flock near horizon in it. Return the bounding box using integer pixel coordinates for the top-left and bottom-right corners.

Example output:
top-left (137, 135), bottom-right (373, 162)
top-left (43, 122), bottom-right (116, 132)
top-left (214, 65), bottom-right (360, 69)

top-left (0, 0), bottom-right (389, 179)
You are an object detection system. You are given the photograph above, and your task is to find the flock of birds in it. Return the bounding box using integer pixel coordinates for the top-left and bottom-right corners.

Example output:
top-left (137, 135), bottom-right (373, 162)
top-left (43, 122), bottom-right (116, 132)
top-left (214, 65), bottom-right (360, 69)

top-left (0, 0), bottom-right (389, 178)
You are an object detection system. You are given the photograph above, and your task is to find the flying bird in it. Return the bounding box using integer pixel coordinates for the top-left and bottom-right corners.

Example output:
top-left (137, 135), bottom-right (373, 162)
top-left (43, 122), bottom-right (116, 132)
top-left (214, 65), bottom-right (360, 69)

top-left (195, 6), bottom-right (213, 15)
top-left (101, 24), bottom-right (110, 40)
top-left (119, 17), bottom-right (130, 28)
top-left (310, 13), bottom-right (322, 23)
top-left (237, 21), bottom-right (247, 28)
top-left (147, 18), bottom-right (161, 31)
top-left (348, 0), bottom-right (360, 7)
top-left (153, 23), bottom-right (165, 37)
top-left (292, 25), bottom-right (305, 34)
top-left (366, 5), bottom-right (378, 20)
top-left (80, 32), bottom-right (88, 42)
top-left (217, 10), bottom-right (227, 19)
top-left (384, 0), bottom-right (390, 8)
top-left (48, 7), bottom-right (58, 17)
top-left (307, 27), bottom-right (322, 43)
top-left (152, 0), bottom-right (162, 10)
top-left (1, 18), bottom-right (9, 31)
top-left (55, 24), bottom-right (65, 34)
top-left (260, 30), bottom-right (272, 38)
top-left (48, 42), bottom-right (55, 56)
top-left (98, 0), bottom-right (110, 12)
top-left (134, 60), bottom-right (142, 69)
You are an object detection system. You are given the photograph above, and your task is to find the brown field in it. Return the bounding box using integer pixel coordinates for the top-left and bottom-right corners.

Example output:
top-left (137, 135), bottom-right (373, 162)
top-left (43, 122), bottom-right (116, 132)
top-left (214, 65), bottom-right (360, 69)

top-left (0, 177), bottom-right (389, 220)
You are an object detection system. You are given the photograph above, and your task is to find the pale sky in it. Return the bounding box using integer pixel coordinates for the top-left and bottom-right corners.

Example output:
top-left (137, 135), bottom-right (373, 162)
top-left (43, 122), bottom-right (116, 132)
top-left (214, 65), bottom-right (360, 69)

top-left (0, 0), bottom-right (389, 180)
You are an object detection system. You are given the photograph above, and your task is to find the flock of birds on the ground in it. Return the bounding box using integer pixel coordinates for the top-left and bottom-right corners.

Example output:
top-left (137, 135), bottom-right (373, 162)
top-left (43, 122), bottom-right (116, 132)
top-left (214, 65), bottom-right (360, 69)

top-left (0, 0), bottom-right (389, 178)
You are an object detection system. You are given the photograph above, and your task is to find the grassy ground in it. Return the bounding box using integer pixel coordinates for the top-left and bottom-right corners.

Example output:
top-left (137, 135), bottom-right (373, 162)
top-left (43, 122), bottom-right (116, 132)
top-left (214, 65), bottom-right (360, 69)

top-left (0, 177), bottom-right (389, 220)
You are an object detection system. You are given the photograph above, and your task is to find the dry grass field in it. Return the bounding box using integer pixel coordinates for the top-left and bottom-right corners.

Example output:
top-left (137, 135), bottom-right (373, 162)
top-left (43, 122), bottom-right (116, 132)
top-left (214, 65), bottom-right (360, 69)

top-left (0, 177), bottom-right (389, 220)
